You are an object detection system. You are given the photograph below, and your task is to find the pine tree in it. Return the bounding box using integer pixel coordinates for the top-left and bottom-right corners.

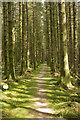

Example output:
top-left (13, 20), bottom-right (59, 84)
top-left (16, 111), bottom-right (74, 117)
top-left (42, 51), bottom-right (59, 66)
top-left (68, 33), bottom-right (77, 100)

top-left (32, 3), bottom-right (36, 70)
top-left (8, 2), bottom-right (15, 79)
top-left (49, 3), bottom-right (55, 72)
top-left (21, 2), bottom-right (26, 74)
top-left (26, 2), bottom-right (30, 69)
top-left (19, 2), bottom-right (22, 66)
top-left (3, 2), bottom-right (8, 78)
top-left (68, 2), bottom-right (73, 70)
top-left (73, 2), bottom-right (78, 74)
top-left (45, 2), bottom-right (50, 66)
top-left (59, 2), bottom-right (71, 87)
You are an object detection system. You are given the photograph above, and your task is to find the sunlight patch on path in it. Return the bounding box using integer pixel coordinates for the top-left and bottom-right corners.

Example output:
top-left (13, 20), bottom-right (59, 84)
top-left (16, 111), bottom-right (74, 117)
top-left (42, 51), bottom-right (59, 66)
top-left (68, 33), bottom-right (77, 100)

top-left (37, 108), bottom-right (55, 114)
top-left (35, 102), bottom-right (47, 107)
top-left (38, 78), bottom-right (53, 80)
top-left (38, 89), bottom-right (46, 92)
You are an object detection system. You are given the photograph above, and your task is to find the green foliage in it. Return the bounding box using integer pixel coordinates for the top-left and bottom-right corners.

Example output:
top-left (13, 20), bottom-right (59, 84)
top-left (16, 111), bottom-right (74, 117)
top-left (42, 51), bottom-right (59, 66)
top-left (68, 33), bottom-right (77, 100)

top-left (2, 1), bottom-right (80, 119)
top-left (43, 66), bottom-right (80, 119)
top-left (2, 65), bottom-right (43, 118)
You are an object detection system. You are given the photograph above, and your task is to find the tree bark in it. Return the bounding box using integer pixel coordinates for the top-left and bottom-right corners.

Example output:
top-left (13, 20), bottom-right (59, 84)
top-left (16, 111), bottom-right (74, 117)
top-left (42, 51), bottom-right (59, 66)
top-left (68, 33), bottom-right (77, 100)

top-left (21, 2), bottom-right (26, 74)
top-left (8, 2), bottom-right (15, 79)
top-left (3, 2), bottom-right (8, 78)
top-left (73, 2), bottom-right (78, 74)
top-left (59, 2), bottom-right (71, 87)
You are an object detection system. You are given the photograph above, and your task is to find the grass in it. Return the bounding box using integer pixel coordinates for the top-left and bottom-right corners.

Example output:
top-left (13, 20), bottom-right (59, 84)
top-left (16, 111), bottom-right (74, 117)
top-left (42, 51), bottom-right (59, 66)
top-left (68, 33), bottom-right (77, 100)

top-left (2, 64), bottom-right (43, 118)
top-left (42, 66), bottom-right (80, 120)
top-left (1, 64), bottom-right (80, 119)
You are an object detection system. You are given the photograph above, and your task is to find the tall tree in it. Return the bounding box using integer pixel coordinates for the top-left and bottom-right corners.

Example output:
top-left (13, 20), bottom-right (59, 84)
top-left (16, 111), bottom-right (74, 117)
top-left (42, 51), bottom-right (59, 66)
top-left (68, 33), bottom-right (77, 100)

top-left (45, 2), bottom-right (50, 66)
top-left (73, 2), bottom-right (78, 74)
top-left (68, 2), bottom-right (73, 70)
top-left (78, 2), bottom-right (80, 66)
top-left (32, 3), bottom-right (36, 70)
top-left (52, 3), bottom-right (57, 71)
top-left (3, 3), bottom-right (8, 78)
top-left (21, 2), bottom-right (26, 74)
top-left (26, 2), bottom-right (29, 69)
top-left (8, 2), bottom-right (15, 79)
top-left (59, 2), bottom-right (71, 87)
top-left (49, 3), bottom-right (55, 72)
top-left (19, 2), bottom-right (22, 66)
top-left (55, 2), bottom-right (60, 70)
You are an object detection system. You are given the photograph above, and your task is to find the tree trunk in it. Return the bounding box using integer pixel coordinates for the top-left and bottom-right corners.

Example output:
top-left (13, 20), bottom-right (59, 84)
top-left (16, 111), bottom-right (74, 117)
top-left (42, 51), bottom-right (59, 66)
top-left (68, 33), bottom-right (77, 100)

top-left (33, 3), bottom-right (36, 70)
top-left (19, 2), bottom-right (22, 67)
top-left (3, 2), bottom-right (8, 78)
top-left (45, 3), bottom-right (50, 66)
top-left (21, 2), bottom-right (26, 74)
top-left (50, 3), bottom-right (55, 72)
top-left (68, 2), bottom-right (73, 70)
top-left (8, 2), bottom-right (15, 79)
top-left (26, 3), bottom-right (29, 69)
top-left (59, 2), bottom-right (71, 87)
top-left (73, 2), bottom-right (78, 74)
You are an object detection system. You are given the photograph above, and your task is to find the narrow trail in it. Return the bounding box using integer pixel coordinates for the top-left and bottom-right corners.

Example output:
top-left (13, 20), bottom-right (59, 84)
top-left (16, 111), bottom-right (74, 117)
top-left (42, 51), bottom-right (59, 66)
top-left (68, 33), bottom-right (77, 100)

top-left (33, 64), bottom-right (55, 118)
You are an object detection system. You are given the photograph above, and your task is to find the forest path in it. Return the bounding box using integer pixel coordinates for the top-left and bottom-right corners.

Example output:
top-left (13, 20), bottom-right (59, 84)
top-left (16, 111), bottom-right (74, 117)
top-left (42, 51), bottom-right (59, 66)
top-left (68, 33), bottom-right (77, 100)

top-left (2, 64), bottom-right (68, 119)
top-left (33, 64), bottom-right (55, 118)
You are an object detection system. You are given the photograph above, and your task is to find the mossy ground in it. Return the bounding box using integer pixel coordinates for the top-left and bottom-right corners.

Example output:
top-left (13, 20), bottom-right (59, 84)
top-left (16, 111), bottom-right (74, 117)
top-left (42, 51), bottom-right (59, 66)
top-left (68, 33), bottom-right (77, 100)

top-left (42, 66), bottom-right (80, 120)
top-left (2, 64), bottom-right (43, 118)
top-left (1, 64), bottom-right (80, 119)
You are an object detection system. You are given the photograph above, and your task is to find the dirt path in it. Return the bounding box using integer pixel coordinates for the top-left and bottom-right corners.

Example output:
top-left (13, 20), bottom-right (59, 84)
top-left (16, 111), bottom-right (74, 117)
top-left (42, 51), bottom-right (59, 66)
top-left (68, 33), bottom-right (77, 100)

top-left (33, 64), bottom-right (55, 118)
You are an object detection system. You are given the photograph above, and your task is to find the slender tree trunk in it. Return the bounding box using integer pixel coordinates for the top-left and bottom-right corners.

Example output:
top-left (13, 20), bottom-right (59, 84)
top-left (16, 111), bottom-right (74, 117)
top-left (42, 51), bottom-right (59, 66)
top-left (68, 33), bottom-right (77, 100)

top-left (29, 23), bottom-right (33, 66)
top-left (73, 2), bottom-right (78, 74)
top-left (78, 2), bottom-right (80, 74)
top-left (26, 3), bottom-right (29, 69)
top-left (8, 2), bottom-right (15, 79)
top-left (56, 2), bottom-right (60, 70)
top-left (68, 2), bottom-right (73, 70)
top-left (52, 3), bottom-right (57, 71)
top-left (50, 3), bottom-right (55, 72)
top-left (33, 3), bottom-right (36, 70)
top-left (65, 2), bottom-right (69, 46)
top-left (3, 2), bottom-right (8, 78)
top-left (21, 2), bottom-right (26, 74)
top-left (19, 2), bottom-right (22, 67)
top-left (45, 3), bottom-right (50, 66)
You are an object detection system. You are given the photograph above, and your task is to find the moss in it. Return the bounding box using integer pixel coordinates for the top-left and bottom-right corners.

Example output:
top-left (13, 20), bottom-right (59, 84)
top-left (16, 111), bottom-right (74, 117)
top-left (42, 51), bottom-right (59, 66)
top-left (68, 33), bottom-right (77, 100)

top-left (2, 64), bottom-right (43, 118)
top-left (42, 66), bottom-right (80, 119)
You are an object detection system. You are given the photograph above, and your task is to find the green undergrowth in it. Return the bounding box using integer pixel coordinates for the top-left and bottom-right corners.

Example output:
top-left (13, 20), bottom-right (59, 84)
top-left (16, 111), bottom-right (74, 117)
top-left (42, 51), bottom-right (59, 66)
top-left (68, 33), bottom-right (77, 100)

top-left (43, 66), bottom-right (80, 120)
top-left (2, 64), bottom-right (43, 118)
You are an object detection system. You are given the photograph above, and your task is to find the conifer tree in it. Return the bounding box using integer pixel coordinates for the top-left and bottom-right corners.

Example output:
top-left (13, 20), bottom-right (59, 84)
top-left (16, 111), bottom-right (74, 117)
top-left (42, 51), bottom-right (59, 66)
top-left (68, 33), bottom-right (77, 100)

top-left (8, 2), bottom-right (15, 79)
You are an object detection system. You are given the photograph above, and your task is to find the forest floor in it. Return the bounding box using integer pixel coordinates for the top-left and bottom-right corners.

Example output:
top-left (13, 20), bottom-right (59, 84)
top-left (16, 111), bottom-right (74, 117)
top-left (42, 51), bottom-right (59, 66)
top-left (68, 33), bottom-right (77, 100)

top-left (2, 64), bottom-right (80, 119)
